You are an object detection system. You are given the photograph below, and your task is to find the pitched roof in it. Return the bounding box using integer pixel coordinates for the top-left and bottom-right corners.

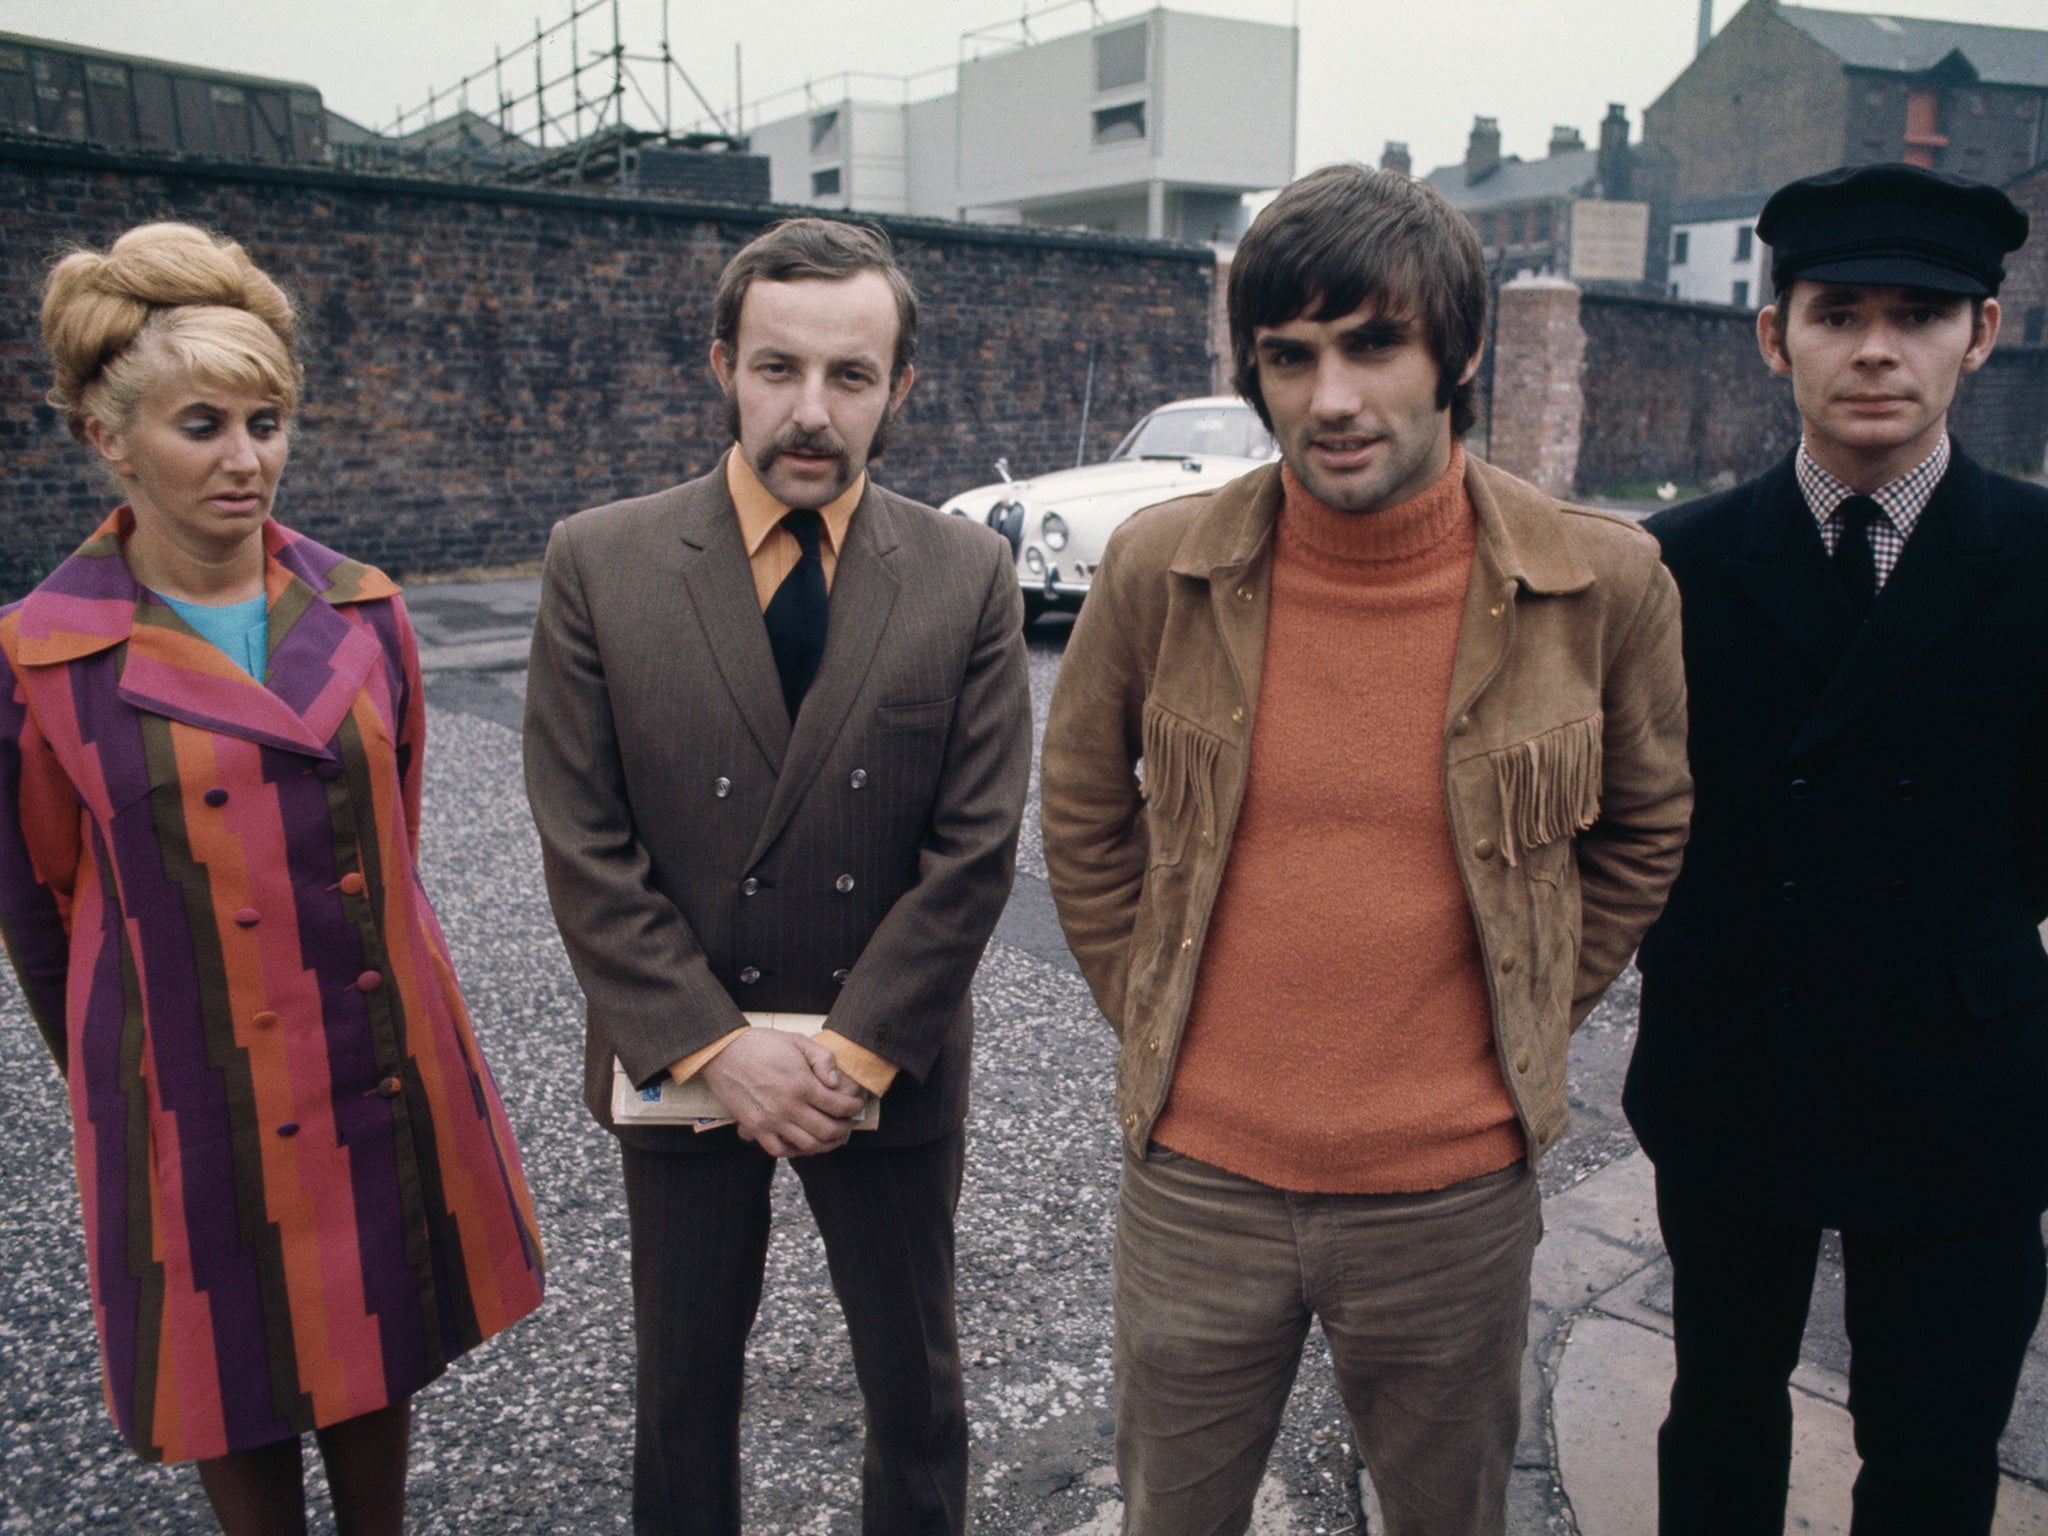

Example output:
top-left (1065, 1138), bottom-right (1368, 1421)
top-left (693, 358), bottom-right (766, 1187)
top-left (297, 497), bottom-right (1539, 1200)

top-left (1776, 5), bottom-right (2048, 90)
top-left (1422, 146), bottom-right (1601, 211)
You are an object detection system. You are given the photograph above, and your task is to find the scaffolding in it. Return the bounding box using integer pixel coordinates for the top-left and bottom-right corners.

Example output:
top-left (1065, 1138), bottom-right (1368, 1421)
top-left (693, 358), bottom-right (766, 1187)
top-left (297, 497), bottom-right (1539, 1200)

top-left (354, 0), bottom-right (741, 188)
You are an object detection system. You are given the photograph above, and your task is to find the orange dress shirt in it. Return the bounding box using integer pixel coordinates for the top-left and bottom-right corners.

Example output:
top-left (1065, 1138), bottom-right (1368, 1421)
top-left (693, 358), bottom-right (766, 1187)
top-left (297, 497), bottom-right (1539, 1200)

top-left (667, 451), bottom-right (899, 1101)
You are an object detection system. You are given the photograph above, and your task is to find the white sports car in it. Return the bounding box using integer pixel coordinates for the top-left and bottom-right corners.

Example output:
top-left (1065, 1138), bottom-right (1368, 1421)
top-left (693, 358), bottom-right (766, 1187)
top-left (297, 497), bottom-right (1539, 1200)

top-left (941, 396), bottom-right (1278, 623)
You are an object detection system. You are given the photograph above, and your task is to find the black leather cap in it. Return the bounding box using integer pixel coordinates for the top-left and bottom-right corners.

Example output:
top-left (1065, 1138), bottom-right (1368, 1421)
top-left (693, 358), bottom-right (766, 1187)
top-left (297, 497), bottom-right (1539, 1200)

top-left (1758, 163), bottom-right (2029, 298)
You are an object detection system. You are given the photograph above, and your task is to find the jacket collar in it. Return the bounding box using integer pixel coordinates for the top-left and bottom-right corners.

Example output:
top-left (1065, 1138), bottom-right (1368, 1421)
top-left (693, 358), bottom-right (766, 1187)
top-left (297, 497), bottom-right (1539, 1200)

top-left (1166, 452), bottom-right (1597, 596)
top-left (11, 508), bottom-right (399, 758)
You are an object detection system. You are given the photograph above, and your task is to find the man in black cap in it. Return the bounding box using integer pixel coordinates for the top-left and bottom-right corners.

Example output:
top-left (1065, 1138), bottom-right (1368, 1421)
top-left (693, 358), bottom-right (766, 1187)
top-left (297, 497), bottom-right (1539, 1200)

top-left (1625, 162), bottom-right (2042, 1535)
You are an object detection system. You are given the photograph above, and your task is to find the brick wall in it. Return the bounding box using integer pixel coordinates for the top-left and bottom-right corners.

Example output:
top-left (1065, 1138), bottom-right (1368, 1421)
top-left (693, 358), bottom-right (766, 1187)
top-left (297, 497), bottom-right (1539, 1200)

top-left (0, 138), bottom-right (1213, 598)
top-left (1576, 290), bottom-right (1799, 492)
top-left (1486, 283), bottom-right (2047, 494)
top-left (1642, 0), bottom-right (1848, 205)
top-left (2005, 161), bottom-right (2048, 347)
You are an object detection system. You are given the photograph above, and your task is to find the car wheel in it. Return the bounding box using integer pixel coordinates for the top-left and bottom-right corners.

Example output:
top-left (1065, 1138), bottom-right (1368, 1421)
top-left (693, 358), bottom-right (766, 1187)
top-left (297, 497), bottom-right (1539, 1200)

top-left (1022, 592), bottom-right (1048, 628)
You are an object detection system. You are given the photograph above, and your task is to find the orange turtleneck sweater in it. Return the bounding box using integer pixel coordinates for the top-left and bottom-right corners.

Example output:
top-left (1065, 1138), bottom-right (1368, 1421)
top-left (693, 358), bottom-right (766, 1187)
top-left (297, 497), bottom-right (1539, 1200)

top-left (1149, 445), bottom-right (1527, 1194)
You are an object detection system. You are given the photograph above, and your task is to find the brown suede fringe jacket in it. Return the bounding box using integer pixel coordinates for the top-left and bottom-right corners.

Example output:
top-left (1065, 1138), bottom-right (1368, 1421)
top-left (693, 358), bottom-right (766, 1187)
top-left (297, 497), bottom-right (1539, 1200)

top-left (1040, 456), bottom-right (1694, 1162)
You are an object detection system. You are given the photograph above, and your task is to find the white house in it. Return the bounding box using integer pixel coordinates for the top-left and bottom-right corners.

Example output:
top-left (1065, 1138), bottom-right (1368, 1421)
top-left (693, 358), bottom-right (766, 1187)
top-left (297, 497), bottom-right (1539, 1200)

top-left (741, 6), bottom-right (1296, 241)
top-left (1667, 191), bottom-right (1770, 308)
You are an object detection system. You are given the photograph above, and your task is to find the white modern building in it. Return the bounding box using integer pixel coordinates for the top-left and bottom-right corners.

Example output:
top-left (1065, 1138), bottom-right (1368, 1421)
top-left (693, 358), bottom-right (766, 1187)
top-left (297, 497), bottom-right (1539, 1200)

top-left (1667, 192), bottom-right (1770, 308)
top-left (742, 7), bottom-right (1297, 242)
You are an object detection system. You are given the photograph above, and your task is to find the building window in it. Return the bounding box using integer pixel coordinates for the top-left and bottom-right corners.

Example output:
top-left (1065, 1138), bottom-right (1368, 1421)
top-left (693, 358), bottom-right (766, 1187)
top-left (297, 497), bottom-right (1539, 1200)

top-left (1670, 282), bottom-right (1681, 298)
top-left (1095, 24), bottom-right (1148, 92)
top-left (1732, 280), bottom-right (1750, 307)
top-left (1534, 205), bottom-right (1552, 243)
top-left (809, 110), bottom-right (840, 156)
top-left (1735, 225), bottom-right (1754, 261)
top-left (2026, 307), bottom-right (2046, 346)
top-left (1671, 230), bottom-right (1689, 265)
top-left (1092, 102), bottom-right (1145, 145)
top-left (811, 167), bottom-right (841, 197)
top-left (1480, 212), bottom-right (1497, 247)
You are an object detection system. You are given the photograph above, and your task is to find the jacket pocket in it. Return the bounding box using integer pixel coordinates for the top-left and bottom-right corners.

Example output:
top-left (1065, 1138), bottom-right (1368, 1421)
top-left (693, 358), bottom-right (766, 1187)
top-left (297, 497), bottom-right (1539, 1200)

top-left (1951, 932), bottom-right (2048, 1021)
top-left (1139, 701), bottom-right (1222, 867)
top-left (1488, 713), bottom-right (1602, 868)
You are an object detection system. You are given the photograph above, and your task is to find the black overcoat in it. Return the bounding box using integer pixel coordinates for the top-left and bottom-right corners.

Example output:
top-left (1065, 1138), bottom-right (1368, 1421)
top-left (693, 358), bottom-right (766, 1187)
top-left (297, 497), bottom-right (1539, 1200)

top-left (1624, 446), bottom-right (2048, 1232)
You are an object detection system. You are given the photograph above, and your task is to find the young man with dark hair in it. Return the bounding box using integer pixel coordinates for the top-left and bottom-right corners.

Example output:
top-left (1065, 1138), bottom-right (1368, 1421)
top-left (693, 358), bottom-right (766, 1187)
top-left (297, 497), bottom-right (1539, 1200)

top-left (524, 217), bottom-right (1031, 1535)
top-left (1039, 164), bottom-right (1693, 1536)
top-left (1627, 163), bottom-right (2040, 1536)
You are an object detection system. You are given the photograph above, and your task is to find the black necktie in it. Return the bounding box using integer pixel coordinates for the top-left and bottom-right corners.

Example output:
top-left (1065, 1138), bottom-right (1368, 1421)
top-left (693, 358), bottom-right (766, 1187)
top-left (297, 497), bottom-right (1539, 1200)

top-left (762, 509), bottom-right (828, 719)
top-left (1832, 495), bottom-right (1881, 621)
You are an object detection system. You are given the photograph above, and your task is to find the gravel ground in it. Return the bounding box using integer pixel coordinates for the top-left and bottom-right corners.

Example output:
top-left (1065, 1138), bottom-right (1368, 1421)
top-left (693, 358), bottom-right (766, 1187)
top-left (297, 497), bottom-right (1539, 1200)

top-left (0, 617), bottom-right (1644, 1534)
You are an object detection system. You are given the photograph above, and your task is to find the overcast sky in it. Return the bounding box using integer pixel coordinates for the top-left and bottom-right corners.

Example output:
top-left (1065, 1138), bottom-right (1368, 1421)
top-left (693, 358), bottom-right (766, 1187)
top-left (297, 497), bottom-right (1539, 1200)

top-left (3, 0), bottom-right (2043, 182)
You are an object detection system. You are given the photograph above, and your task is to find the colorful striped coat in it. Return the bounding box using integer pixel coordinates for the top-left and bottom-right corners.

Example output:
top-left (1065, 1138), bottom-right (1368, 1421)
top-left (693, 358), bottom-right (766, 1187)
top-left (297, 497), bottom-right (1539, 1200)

top-left (0, 510), bottom-right (544, 1464)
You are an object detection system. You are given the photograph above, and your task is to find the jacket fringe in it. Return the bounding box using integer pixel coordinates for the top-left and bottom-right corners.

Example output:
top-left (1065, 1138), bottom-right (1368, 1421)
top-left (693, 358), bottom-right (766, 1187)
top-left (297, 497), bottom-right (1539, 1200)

top-left (1492, 713), bottom-right (1603, 866)
top-left (1140, 703), bottom-right (1221, 845)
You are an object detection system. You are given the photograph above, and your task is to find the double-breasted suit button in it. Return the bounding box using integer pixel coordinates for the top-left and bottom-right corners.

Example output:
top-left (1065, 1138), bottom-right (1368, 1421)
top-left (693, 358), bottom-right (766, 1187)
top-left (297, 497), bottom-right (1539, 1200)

top-left (203, 787), bottom-right (229, 807)
top-left (276, 1122), bottom-right (299, 1138)
top-left (1789, 779), bottom-right (1810, 800)
top-left (1147, 1036), bottom-right (1162, 1055)
top-left (1499, 951), bottom-right (1517, 974)
top-left (1897, 778), bottom-right (1918, 801)
top-left (850, 769), bottom-right (867, 789)
top-left (252, 1010), bottom-right (279, 1030)
top-left (338, 872), bottom-right (366, 896)
top-left (233, 908), bottom-right (260, 928)
top-left (741, 878), bottom-right (760, 896)
top-left (377, 1076), bottom-right (403, 1098)
top-left (714, 777), bottom-right (732, 798)
top-left (1474, 838), bottom-right (1496, 860)
top-left (1452, 714), bottom-right (1472, 737)
top-left (1515, 1051), bottom-right (1531, 1074)
top-left (739, 966), bottom-right (761, 984)
top-left (1778, 986), bottom-right (1796, 1007)
top-left (356, 970), bottom-right (384, 993)
top-left (1890, 879), bottom-right (1908, 901)
top-left (835, 874), bottom-right (855, 894)
top-left (314, 761), bottom-right (342, 782)
top-left (832, 968), bottom-right (850, 985)
top-left (1780, 881), bottom-right (1800, 901)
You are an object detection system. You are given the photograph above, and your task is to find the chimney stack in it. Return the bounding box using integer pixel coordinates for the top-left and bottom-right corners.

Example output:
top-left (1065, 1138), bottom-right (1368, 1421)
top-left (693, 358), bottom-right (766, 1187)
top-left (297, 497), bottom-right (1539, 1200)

top-left (1548, 125), bottom-right (1585, 156)
top-left (1380, 141), bottom-right (1412, 177)
top-left (1597, 102), bottom-right (1632, 200)
top-left (1465, 116), bottom-right (1502, 185)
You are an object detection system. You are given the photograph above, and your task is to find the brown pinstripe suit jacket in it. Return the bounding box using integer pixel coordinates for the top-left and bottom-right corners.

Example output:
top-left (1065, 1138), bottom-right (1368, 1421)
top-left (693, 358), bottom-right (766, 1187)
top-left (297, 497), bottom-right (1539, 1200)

top-left (523, 458), bottom-right (1032, 1150)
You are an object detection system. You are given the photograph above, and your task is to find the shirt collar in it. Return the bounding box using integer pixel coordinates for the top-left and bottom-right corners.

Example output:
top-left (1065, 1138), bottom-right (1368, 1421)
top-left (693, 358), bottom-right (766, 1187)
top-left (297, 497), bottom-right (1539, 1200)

top-left (725, 448), bottom-right (866, 559)
top-left (1796, 433), bottom-right (1950, 537)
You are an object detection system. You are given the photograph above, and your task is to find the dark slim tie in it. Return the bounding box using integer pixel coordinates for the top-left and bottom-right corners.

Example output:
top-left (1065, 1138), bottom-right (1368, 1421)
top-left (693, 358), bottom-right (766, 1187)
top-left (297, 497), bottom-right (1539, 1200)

top-left (762, 508), bottom-right (829, 719)
top-left (1832, 495), bottom-right (1881, 621)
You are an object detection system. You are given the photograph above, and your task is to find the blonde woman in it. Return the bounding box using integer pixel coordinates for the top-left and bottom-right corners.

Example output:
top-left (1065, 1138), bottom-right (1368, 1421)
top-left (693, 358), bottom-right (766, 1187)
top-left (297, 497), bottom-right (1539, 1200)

top-left (0, 222), bottom-right (544, 1534)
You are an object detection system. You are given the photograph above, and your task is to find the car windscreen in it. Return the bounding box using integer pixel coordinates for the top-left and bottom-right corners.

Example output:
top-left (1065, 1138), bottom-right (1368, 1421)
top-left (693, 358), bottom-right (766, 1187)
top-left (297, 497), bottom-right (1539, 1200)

top-left (1111, 406), bottom-right (1275, 463)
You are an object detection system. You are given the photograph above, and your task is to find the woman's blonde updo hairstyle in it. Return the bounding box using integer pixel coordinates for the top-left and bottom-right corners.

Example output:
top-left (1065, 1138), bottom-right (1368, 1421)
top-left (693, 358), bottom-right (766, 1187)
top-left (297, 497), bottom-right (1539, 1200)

top-left (40, 222), bottom-right (301, 442)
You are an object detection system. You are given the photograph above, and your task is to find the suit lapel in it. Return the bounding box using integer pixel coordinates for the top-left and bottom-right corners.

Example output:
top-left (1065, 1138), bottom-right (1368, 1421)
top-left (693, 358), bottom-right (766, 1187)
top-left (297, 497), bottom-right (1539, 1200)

top-left (1720, 458), bottom-right (1862, 684)
top-left (22, 512), bottom-right (386, 760)
top-left (749, 485), bottom-right (900, 864)
top-left (1790, 452), bottom-right (2003, 759)
top-left (676, 476), bottom-right (792, 771)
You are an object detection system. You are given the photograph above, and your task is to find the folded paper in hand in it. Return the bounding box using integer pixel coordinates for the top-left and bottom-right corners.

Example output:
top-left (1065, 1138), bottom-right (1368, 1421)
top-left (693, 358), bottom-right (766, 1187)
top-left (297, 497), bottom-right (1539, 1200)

top-left (611, 1012), bottom-right (879, 1130)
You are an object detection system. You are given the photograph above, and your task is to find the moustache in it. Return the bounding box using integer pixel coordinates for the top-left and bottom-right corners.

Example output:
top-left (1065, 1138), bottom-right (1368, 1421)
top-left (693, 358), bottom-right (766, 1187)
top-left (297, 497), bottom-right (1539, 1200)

top-left (765, 428), bottom-right (849, 465)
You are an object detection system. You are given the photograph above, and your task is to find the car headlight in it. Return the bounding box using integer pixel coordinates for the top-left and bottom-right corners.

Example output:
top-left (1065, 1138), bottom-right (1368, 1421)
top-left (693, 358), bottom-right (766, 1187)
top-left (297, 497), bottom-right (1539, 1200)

top-left (1041, 512), bottom-right (1068, 551)
top-left (1023, 547), bottom-right (1047, 576)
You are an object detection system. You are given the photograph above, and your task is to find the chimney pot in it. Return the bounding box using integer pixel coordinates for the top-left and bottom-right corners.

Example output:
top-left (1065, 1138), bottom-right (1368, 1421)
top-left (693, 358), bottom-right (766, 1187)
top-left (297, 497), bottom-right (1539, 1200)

top-left (1466, 116), bottom-right (1502, 185)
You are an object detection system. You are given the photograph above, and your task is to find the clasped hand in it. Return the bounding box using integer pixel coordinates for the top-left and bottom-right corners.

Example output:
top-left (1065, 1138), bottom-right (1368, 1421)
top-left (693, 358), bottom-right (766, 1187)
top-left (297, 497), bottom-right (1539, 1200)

top-left (698, 1029), bottom-right (869, 1157)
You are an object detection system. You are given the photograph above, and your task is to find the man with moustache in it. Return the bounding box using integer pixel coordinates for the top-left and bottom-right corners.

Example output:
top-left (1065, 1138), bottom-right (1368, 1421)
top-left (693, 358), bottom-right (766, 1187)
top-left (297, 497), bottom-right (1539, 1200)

top-left (524, 218), bottom-right (1030, 1536)
top-left (1626, 166), bottom-right (2041, 1535)
top-left (1038, 165), bottom-right (1691, 1535)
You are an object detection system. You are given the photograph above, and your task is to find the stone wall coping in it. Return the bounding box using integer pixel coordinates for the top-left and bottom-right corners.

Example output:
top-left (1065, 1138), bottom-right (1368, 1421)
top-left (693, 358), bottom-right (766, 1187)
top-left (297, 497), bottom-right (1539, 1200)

top-left (0, 130), bottom-right (1217, 266)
